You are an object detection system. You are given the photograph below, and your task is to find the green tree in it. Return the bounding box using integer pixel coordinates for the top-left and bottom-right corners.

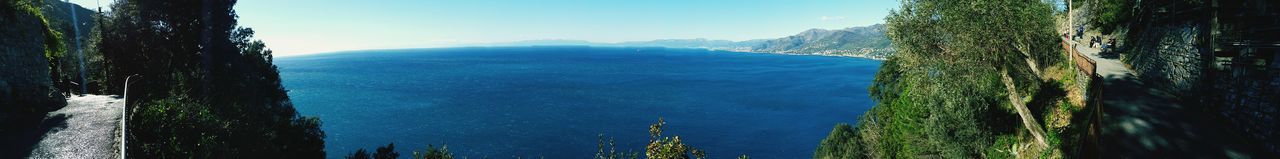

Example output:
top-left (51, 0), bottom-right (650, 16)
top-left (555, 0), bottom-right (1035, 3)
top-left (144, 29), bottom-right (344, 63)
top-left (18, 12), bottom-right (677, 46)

top-left (347, 143), bottom-right (456, 159)
top-left (411, 145), bottom-right (456, 159)
top-left (816, 0), bottom-right (1063, 158)
top-left (346, 149), bottom-right (371, 159)
top-left (645, 118), bottom-right (706, 159)
top-left (374, 143), bottom-right (400, 159)
top-left (97, 0), bottom-right (325, 157)
top-left (813, 123), bottom-right (864, 159)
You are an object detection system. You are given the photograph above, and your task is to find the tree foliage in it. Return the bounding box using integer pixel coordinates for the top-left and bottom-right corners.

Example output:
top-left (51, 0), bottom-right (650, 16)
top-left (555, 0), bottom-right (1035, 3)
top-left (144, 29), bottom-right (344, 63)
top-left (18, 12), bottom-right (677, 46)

top-left (817, 0), bottom-right (1063, 158)
top-left (350, 118), bottom-right (749, 159)
top-left (347, 143), bottom-right (455, 159)
top-left (95, 0), bottom-right (324, 157)
top-left (645, 118), bottom-right (706, 159)
top-left (374, 143), bottom-right (400, 159)
top-left (411, 144), bottom-right (455, 159)
top-left (345, 149), bottom-right (371, 159)
top-left (343, 143), bottom-right (404, 159)
top-left (812, 123), bottom-right (865, 159)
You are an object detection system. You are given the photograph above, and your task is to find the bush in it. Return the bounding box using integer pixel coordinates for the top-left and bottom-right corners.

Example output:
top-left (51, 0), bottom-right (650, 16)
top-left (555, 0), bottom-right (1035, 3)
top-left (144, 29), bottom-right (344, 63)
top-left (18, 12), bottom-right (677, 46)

top-left (411, 145), bottom-right (455, 159)
top-left (813, 123), bottom-right (865, 159)
top-left (645, 118), bottom-right (706, 159)
top-left (345, 143), bottom-right (455, 159)
top-left (130, 93), bottom-right (229, 158)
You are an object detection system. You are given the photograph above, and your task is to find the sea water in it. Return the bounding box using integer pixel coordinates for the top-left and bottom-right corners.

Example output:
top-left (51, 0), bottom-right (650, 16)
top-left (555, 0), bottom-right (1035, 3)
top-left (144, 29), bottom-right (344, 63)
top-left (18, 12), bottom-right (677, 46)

top-left (276, 46), bottom-right (880, 158)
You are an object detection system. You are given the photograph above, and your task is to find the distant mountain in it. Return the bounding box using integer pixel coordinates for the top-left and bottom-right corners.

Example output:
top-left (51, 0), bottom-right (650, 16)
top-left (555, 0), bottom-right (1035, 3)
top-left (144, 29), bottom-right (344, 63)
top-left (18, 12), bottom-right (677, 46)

top-left (481, 38), bottom-right (767, 51)
top-left (480, 39), bottom-right (601, 46)
top-left (750, 24), bottom-right (893, 59)
top-left (616, 38), bottom-right (768, 50)
top-left (476, 24), bottom-right (893, 60)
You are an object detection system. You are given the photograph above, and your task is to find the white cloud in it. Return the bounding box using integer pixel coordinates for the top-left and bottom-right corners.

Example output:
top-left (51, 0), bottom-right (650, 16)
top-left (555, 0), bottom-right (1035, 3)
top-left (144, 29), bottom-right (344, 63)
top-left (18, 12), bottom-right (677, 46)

top-left (820, 16), bottom-right (847, 21)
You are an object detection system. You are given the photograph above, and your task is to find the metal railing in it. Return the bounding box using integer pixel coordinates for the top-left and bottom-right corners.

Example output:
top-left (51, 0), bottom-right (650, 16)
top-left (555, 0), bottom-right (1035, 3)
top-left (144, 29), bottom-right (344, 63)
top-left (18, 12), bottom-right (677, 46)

top-left (121, 74), bottom-right (138, 159)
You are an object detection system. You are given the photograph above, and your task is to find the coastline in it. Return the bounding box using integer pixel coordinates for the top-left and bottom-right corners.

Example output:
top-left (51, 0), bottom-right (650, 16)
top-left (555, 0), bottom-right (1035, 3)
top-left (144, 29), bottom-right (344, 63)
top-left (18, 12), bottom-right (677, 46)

top-left (707, 48), bottom-right (890, 61)
top-left (277, 45), bottom-right (892, 61)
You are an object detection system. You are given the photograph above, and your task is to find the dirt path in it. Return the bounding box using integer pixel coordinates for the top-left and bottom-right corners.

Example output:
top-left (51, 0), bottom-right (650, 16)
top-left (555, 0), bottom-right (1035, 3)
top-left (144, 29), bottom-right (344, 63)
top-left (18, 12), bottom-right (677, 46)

top-left (28, 95), bottom-right (122, 159)
top-left (1070, 41), bottom-right (1267, 158)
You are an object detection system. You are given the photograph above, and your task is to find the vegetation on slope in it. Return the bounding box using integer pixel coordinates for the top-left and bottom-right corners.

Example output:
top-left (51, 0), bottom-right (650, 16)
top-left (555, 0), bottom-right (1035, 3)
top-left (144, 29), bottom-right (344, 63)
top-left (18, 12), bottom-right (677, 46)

top-left (1075, 0), bottom-right (1135, 34)
top-left (813, 123), bottom-right (864, 159)
top-left (345, 118), bottom-right (749, 159)
top-left (36, 0), bottom-right (109, 95)
top-left (87, 0), bottom-right (324, 157)
top-left (813, 0), bottom-right (1085, 158)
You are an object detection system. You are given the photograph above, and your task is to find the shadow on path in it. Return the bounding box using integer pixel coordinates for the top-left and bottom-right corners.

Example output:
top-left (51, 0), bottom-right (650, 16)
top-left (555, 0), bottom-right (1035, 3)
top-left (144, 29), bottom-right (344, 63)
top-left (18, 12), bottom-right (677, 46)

top-left (1094, 63), bottom-right (1268, 158)
top-left (1, 95), bottom-right (123, 158)
top-left (0, 114), bottom-right (69, 158)
top-left (28, 95), bottom-right (124, 159)
top-left (1060, 40), bottom-right (1271, 158)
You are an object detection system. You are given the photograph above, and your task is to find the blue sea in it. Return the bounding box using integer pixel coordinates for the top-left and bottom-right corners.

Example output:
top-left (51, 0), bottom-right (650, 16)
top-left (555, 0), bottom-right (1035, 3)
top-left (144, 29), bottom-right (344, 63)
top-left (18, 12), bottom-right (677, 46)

top-left (275, 46), bottom-right (880, 158)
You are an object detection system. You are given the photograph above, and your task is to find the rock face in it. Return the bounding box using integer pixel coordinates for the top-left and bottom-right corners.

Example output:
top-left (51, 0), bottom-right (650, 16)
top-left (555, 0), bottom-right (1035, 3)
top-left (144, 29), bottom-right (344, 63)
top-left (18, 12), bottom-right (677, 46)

top-left (1123, 15), bottom-right (1280, 154)
top-left (1123, 22), bottom-right (1211, 97)
top-left (0, 2), bottom-right (66, 118)
top-left (1, 3), bottom-right (70, 157)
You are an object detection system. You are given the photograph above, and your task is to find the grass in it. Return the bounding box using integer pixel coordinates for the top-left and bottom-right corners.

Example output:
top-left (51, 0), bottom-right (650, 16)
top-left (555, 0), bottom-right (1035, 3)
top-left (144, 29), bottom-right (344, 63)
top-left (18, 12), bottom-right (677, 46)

top-left (987, 135), bottom-right (1019, 158)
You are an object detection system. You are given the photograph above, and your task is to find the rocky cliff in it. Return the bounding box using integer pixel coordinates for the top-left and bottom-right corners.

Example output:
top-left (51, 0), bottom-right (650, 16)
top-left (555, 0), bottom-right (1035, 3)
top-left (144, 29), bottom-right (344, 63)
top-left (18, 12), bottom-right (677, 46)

top-left (0, 2), bottom-right (69, 155)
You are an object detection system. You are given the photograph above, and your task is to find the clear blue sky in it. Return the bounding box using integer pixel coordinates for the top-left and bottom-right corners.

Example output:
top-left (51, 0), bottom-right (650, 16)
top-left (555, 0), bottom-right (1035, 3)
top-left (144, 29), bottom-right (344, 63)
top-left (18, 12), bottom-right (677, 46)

top-left (69, 0), bottom-right (900, 56)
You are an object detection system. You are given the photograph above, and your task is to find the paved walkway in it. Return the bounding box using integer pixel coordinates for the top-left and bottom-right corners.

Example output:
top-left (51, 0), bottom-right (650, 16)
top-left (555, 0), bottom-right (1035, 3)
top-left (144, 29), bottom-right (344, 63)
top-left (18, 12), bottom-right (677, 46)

top-left (1069, 41), bottom-right (1267, 158)
top-left (28, 95), bottom-right (122, 159)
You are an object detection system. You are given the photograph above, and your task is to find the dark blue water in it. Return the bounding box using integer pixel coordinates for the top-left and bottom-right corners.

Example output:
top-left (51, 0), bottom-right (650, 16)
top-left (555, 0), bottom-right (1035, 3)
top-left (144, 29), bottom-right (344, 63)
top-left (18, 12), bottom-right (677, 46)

top-left (275, 46), bottom-right (880, 158)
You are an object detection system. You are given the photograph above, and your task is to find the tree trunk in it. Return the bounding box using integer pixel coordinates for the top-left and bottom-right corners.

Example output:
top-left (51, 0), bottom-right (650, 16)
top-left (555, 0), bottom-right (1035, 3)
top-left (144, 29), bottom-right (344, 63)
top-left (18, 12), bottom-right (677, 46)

top-left (1002, 70), bottom-right (1049, 147)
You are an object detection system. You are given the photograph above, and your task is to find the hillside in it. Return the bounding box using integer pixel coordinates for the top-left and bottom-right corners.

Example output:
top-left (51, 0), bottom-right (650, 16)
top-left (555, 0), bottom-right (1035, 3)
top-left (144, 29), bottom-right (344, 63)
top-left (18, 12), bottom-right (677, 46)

top-left (750, 24), bottom-right (893, 60)
top-left (481, 24), bottom-right (894, 60)
top-left (38, 0), bottom-right (107, 95)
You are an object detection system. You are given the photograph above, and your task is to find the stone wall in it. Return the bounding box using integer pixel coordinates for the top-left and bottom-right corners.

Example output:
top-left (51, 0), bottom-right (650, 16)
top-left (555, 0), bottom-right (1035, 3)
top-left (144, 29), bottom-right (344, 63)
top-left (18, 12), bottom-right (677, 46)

top-left (1123, 16), bottom-right (1280, 154)
top-left (1122, 22), bottom-right (1211, 98)
top-left (1211, 48), bottom-right (1280, 154)
top-left (0, 4), bottom-right (67, 123)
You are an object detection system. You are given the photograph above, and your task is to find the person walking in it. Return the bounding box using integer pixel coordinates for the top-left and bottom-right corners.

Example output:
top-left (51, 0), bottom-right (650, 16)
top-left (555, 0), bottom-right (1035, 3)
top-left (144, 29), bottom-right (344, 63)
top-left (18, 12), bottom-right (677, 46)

top-left (1076, 25), bottom-right (1085, 40)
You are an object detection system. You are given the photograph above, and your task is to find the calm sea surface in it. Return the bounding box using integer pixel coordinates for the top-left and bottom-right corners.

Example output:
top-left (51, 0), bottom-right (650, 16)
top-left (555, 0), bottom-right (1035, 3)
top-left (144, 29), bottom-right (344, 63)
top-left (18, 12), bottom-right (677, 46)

top-left (276, 46), bottom-right (880, 158)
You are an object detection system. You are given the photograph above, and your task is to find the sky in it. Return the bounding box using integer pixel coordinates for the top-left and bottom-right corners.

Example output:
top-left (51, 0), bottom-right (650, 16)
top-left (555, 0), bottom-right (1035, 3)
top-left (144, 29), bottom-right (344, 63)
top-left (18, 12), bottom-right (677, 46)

top-left (68, 0), bottom-right (900, 56)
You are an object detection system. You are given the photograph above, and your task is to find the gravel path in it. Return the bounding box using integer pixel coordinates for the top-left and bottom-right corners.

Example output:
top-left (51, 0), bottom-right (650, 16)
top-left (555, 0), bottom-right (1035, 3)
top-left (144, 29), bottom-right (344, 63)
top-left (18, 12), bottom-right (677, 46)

top-left (28, 95), bottom-right (122, 159)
